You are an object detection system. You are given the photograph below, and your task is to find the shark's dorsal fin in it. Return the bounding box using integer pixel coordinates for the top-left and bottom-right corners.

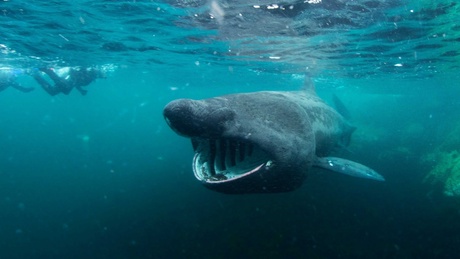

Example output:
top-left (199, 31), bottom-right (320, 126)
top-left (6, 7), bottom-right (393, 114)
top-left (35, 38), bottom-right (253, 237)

top-left (302, 75), bottom-right (316, 95)
top-left (313, 156), bottom-right (385, 181)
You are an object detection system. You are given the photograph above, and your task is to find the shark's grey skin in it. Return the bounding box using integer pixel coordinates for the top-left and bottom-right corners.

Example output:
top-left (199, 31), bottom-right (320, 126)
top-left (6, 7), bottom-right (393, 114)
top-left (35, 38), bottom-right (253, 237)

top-left (163, 90), bottom-right (384, 194)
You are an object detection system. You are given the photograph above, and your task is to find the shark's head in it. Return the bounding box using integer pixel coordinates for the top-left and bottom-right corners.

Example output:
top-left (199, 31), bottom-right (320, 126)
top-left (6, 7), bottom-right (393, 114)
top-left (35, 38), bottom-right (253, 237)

top-left (163, 92), bottom-right (316, 194)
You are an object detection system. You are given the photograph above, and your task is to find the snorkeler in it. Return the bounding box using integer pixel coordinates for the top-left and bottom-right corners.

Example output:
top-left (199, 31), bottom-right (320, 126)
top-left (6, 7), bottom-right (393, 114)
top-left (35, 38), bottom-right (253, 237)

top-left (32, 66), bottom-right (105, 96)
top-left (0, 68), bottom-right (35, 93)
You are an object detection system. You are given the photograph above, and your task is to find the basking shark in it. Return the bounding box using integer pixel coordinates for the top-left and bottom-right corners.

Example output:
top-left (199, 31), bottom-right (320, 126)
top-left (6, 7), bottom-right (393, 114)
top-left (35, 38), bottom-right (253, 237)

top-left (163, 87), bottom-right (384, 194)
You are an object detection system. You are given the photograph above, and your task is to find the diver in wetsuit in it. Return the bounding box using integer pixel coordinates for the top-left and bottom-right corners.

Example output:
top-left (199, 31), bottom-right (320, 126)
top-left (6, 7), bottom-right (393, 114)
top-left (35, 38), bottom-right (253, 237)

top-left (0, 68), bottom-right (35, 93)
top-left (32, 66), bottom-right (104, 96)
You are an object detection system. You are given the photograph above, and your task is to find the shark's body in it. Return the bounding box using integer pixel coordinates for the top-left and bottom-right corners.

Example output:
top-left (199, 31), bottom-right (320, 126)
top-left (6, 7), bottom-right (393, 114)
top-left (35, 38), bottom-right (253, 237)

top-left (163, 90), bottom-right (384, 194)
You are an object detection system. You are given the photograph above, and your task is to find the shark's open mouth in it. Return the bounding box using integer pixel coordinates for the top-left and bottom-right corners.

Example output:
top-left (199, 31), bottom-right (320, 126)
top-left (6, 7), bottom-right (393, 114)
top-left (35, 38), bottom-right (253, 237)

top-left (192, 138), bottom-right (273, 183)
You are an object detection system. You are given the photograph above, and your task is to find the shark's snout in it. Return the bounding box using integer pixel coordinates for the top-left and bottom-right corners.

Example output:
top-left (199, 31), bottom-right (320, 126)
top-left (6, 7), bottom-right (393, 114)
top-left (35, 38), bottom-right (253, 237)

top-left (163, 99), bottom-right (198, 136)
top-left (163, 99), bottom-right (235, 138)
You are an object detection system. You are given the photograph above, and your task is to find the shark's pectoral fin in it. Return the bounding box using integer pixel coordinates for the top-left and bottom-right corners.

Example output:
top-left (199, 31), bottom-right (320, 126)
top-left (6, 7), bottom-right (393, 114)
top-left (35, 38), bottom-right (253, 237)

top-left (313, 157), bottom-right (385, 181)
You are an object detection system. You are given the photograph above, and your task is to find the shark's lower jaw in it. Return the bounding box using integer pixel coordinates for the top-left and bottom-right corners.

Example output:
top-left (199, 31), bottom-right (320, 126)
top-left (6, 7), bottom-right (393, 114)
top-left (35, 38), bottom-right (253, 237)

top-left (192, 138), bottom-right (273, 183)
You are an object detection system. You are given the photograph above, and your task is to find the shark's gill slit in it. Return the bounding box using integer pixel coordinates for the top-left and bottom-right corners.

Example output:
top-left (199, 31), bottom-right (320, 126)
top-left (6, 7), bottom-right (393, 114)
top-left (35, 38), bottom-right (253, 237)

top-left (218, 139), bottom-right (227, 171)
top-left (229, 141), bottom-right (237, 167)
top-left (239, 143), bottom-right (245, 162)
top-left (247, 144), bottom-right (253, 157)
top-left (193, 138), bottom-right (271, 182)
top-left (209, 139), bottom-right (217, 176)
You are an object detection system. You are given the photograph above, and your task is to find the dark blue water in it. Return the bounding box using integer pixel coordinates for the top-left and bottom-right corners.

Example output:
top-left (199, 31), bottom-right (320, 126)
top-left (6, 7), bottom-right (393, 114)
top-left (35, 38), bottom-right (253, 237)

top-left (1, 1), bottom-right (460, 258)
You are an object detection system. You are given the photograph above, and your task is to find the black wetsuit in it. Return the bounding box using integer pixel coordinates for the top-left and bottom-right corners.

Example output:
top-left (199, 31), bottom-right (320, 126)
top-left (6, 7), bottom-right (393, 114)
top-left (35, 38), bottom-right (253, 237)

top-left (33, 67), bottom-right (100, 96)
top-left (0, 70), bottom-right (34, 93)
